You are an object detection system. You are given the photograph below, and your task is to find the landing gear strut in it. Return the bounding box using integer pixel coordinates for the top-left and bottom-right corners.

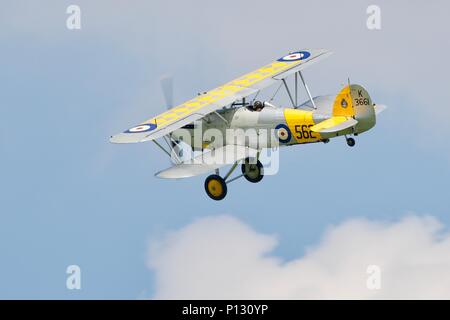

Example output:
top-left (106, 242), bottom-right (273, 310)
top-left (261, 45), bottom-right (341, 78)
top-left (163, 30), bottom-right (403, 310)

top-left (204, 157), bottom-right (264, 200)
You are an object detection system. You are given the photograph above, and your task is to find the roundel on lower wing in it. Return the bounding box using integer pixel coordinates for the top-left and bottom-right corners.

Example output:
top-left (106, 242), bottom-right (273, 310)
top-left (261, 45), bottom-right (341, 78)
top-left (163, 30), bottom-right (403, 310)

top-left (275, 124), bottom-right (291, 143)
top-left (125, 123), bottom-right (157, 133)
top-left (277, 51), bottom-right (311, 62)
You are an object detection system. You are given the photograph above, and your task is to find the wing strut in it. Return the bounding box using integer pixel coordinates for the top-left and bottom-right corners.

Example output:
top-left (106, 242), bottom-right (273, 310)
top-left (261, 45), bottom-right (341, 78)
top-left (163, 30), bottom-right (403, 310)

top-left (282, 78), bottom-right (296, 108)
top-left (298, 71), bottom-right (317, 109)
top-left (152, 140), bottom-right (172, 158)
top-left (151, 137), bottom-right (182, 164)
top-left (163, 136), bottom-right (182, 164)
top-left (213, 111), bottom-right (229, 125)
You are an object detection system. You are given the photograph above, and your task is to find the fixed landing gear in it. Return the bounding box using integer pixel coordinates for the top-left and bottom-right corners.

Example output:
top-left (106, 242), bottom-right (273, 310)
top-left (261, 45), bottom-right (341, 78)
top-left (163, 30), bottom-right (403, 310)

top-left (204, 157), bottom-right (264, 200)
top-left (204, 174), bottom-right (227, 201)
top-left (241, 159), bottom-right (264, 183)
top-left (346, 137), bottom-right (356, 147)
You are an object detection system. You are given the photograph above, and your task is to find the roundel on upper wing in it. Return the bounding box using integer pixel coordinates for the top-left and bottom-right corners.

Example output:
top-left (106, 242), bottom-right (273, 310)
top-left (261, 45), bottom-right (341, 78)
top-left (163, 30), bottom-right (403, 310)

top-left (125, 123), bottom-right (157, 133)
top-left (275, 124), bottom-right (291, 143)
top-left (277, 51), bottom-right (311, 62)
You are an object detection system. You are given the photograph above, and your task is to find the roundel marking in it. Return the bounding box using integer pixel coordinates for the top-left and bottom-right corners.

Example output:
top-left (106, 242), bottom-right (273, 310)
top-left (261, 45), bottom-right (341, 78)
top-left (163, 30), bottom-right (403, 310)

top-left (125, 123), bottom-right (157, 133)
top-left (275, 124), bottom-right (291, 143)
top-left (277, 51), bottom-right (311, 62)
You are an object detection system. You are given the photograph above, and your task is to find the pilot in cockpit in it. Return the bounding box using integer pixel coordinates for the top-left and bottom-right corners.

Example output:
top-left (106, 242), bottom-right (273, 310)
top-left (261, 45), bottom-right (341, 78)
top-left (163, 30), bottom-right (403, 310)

top-left (249, 100), bottom-right (264, 112)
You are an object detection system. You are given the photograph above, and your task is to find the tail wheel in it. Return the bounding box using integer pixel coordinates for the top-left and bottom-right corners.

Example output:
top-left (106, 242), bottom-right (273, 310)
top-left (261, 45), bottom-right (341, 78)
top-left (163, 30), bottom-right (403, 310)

top-left (204, 175), bottom-right (227, 201)
top-left (241, 159), bottom-right (264, 183)
top-left (346, 137), bottom-right (356, 147)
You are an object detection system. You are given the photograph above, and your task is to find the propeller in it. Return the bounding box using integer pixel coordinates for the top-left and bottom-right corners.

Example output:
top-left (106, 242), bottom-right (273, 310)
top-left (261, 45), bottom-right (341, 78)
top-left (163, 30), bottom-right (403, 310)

top-left (159, 75), bottom-right (184, 160)
top-left (160, 75), bottom-right (174, 110)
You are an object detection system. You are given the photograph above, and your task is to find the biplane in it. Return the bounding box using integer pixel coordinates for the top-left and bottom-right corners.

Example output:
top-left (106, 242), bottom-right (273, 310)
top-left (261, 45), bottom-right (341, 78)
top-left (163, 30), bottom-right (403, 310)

top-left (110, 49), bottom-right (386, 200)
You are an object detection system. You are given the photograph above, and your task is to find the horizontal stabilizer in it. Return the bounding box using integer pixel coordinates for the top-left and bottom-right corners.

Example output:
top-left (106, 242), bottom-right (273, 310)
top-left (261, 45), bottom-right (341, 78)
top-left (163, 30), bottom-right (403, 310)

top-left (155, 145), bottom-right (258, 179)
top-left (374, 104), bottom-right (387, 115)
top-left (310, 116), bottom-right (358, 133)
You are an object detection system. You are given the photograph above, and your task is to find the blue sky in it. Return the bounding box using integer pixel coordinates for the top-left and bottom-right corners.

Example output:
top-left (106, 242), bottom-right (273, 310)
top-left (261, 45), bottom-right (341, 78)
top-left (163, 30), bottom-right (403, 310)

top-left (1, 0), bottom-right (449, 298)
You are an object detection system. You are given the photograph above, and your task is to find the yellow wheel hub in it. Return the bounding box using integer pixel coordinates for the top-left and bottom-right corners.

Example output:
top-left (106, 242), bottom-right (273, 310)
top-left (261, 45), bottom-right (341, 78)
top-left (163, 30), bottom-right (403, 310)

top-left (207, 179), bottom-right (223, 197)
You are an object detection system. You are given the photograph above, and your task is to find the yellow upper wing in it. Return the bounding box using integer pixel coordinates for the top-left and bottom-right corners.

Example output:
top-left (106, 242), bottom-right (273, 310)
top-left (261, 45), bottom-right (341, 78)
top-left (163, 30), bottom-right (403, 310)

top-left (110, 49), bottom-right (332, 143)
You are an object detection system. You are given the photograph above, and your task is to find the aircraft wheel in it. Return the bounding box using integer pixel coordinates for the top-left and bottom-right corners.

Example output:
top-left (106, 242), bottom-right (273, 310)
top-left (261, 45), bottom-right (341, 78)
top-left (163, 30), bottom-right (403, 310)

top-left (241, 159), bottom-right (264, 183)
top-left (346, 137), bottom-right (356, 147)
top-left (204, 174), bottom-right (227, 201)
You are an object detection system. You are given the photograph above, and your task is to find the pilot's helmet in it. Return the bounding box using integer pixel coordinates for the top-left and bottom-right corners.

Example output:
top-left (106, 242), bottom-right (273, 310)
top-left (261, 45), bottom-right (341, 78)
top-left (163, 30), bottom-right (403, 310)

top-left (254, 100), bottom-right (263, 108)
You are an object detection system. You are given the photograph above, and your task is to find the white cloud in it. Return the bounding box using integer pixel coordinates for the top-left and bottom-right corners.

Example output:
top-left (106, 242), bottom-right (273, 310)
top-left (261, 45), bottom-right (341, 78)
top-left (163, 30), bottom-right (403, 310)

top-left (148, 214), bottom-right (450, 299)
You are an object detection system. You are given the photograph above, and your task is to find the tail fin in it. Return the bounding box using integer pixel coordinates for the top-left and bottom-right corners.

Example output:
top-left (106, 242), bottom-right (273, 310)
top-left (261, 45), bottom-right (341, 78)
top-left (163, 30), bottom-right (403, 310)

top-left (336, 84), bottom-right (376, 133)
top-left (328, 84), bottom-right (376, 134)
top-left (332, 85), bottom-right (355, 117)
